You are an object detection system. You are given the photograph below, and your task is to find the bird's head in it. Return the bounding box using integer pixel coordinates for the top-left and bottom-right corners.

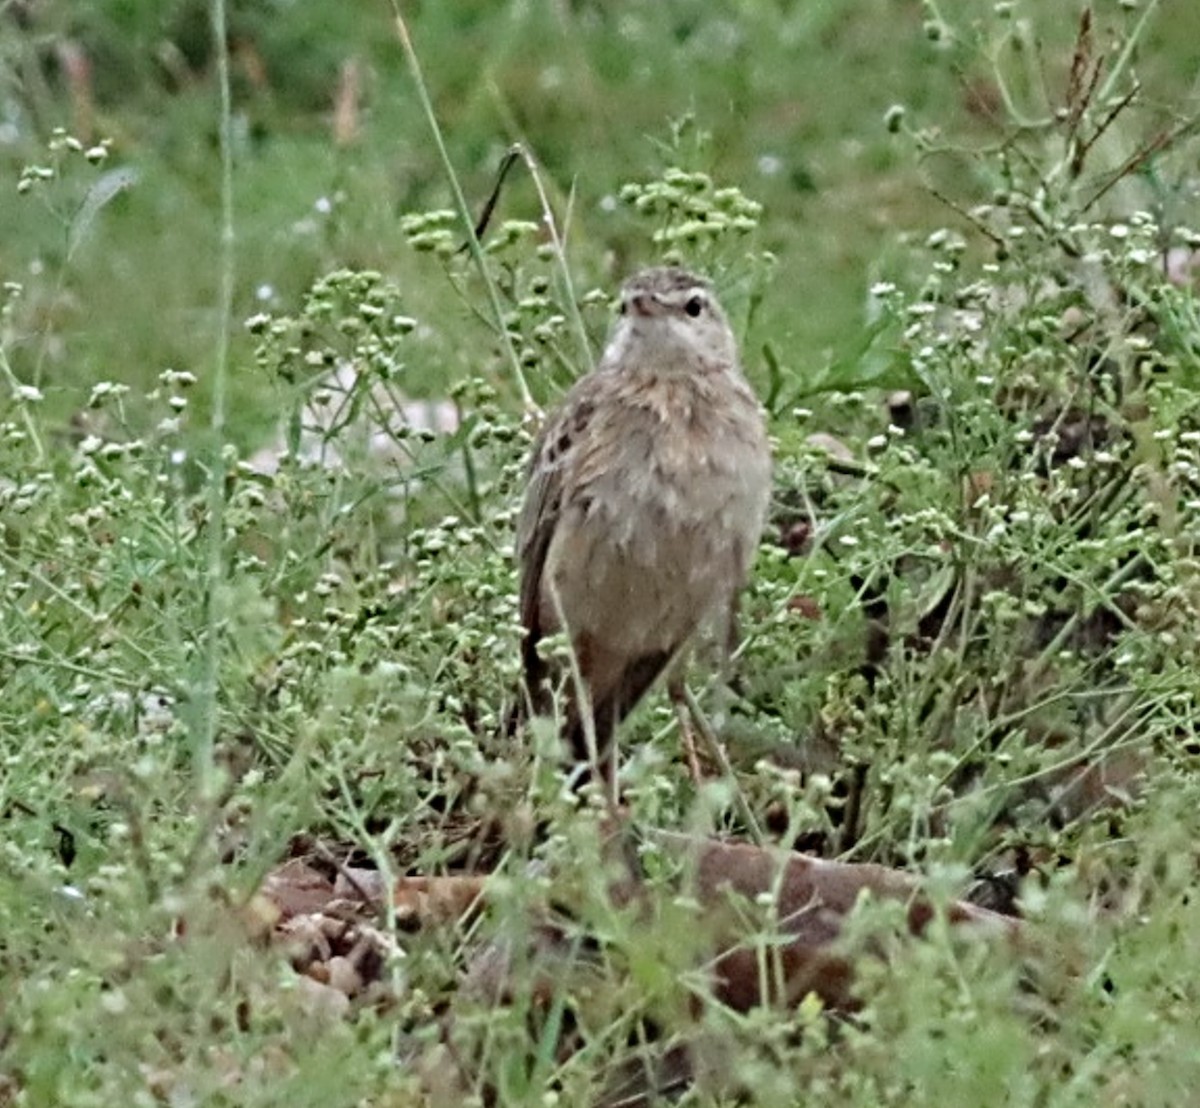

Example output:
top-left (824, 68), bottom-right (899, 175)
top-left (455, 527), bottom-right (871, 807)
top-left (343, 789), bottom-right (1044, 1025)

top-left (607, 266), bottom-right (738, 375)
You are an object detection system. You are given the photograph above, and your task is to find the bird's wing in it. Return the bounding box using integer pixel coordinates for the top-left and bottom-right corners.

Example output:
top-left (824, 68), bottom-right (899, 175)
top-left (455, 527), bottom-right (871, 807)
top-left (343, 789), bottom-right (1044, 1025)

top-left (516, 381), bottom-right (599, 690)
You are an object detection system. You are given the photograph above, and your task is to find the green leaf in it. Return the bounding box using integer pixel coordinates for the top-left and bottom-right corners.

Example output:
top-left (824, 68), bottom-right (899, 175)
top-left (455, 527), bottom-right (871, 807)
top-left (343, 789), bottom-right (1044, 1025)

top-left (778, 316), bottom-right (918, 406)
top-left (67, 167), bottom-right (140, 263)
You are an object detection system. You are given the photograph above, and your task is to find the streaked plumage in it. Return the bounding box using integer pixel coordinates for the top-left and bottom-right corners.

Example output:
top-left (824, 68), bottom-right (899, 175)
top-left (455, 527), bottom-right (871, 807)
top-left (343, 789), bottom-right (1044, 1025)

top-left (516, 267), bottom-right (771, 774)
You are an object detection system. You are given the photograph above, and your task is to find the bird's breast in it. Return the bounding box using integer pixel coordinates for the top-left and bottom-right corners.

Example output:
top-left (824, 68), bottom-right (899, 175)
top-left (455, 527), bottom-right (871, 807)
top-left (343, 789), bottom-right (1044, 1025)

top-left (542, 374), bottom-right (770, 654)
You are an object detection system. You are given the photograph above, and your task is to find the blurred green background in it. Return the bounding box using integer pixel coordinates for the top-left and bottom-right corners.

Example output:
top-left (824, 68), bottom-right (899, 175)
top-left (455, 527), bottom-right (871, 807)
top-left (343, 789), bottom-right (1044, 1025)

top-left (2, 0), bottom-right (1197, 443)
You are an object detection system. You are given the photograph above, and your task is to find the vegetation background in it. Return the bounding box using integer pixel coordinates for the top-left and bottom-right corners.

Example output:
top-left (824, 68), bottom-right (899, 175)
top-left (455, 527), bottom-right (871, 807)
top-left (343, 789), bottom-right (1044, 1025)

top-left (3, 0), bottom-right (1200, 1104)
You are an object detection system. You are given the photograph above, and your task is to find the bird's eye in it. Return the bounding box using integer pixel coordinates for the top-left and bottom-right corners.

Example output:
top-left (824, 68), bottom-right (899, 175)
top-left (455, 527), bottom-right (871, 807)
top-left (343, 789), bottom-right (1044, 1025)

top-left (618, 299), bottom-right (629, 315)
top-left (684, 295), bottom-right (705, 317)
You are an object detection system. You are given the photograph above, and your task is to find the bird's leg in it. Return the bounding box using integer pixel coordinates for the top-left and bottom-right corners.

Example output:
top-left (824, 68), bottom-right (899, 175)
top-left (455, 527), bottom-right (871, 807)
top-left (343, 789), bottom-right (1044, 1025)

top-left (604, 731), bottom-right (621, 810)
top-left (566, 687), bottom-right (624, 819)
top-left (594, 696), bottom-right (626, 816)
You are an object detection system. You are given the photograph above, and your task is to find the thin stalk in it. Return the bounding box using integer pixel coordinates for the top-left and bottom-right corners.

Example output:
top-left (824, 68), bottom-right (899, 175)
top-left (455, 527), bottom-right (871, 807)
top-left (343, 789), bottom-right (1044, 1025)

top-left (0, 347), bottom-right (46, 461)
top-left (1096, 0), bottom-right (1161, 106)
top-left (682, 684), bottom-right (764, 844)
top-left (196, 0), bottom-right (235, 797)
top-left (0, 648), bottom-right (143, 687)
top-left (384, 2), bottom-right (533, 408)
top-left (508, 142), bottom-right (594, 373)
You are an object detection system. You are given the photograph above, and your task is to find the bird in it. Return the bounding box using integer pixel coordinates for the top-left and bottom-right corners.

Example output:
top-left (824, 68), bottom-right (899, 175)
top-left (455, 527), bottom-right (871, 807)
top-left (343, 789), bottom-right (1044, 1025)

top-left (514, 265), bottom-right (772, 785)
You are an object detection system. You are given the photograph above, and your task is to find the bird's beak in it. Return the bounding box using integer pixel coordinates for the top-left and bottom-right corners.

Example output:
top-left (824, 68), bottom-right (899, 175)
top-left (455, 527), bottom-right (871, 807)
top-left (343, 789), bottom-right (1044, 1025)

top-left (627, 292), bottom-right (659, 318)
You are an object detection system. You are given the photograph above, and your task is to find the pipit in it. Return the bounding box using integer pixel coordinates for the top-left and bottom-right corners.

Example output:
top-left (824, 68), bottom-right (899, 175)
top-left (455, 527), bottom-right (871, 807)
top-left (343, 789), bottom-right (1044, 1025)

top-left (516, 266), bottom-right (772, 782)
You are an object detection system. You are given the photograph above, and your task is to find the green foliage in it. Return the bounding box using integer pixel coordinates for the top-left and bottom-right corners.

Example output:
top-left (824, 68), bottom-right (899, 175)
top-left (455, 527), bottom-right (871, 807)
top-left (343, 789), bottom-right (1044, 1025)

top-left (3, 1), bottom-right (1200, 1104)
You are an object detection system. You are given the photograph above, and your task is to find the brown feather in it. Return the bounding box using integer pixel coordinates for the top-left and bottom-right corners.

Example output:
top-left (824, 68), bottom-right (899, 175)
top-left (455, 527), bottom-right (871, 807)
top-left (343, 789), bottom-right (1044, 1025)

top-left (511, 267), bottom-right (771, 779)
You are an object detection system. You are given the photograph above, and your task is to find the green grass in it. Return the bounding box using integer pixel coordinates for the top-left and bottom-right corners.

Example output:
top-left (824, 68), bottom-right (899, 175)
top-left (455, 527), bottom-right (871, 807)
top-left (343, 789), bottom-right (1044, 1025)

top-left (8, 1), bottom-right (1192, 438)
top-left (4, 0), bottom-right (1200, 1103)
